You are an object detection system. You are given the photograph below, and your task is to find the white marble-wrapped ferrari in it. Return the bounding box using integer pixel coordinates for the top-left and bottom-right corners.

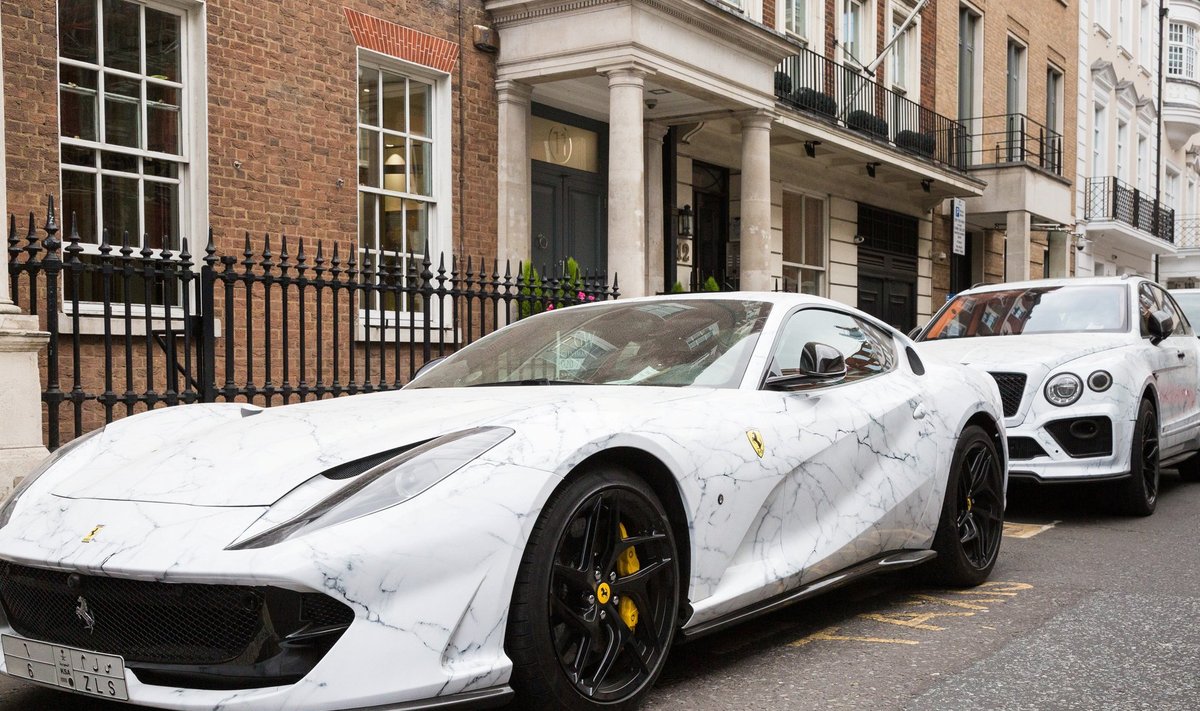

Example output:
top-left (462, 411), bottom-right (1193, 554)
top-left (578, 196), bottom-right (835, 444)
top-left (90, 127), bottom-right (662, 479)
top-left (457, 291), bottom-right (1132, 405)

top-left (0, 293), bottom-right (1006, 711)
top-left (918, 277), bottom-right (1200, 516)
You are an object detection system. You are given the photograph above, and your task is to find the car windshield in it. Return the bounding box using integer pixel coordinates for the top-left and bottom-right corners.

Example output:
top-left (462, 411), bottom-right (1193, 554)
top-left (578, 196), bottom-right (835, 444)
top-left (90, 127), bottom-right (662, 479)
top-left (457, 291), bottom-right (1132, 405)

top-left (408, 299), bottom-right (772, 388)
top-left (1172, 292), bottom-right (1200, 327)
top-left (921, 285), bottom-right (1129, 340)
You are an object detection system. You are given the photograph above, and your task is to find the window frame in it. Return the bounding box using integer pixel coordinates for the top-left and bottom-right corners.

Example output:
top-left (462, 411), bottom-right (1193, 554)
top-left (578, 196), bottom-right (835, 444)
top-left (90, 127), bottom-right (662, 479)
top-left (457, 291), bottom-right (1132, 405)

top-left (779, 189), bottom-right (828, 297)
top-left (355, 49), bottom-right (453, 327)
top-left (1169, 22), bottom-right (1198, 79)
top-left (762, 305), bottom-right (900, 391)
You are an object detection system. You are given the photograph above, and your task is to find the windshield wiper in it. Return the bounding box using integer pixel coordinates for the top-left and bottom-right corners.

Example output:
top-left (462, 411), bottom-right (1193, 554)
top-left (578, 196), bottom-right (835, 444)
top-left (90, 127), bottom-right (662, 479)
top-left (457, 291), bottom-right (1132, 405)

top-left (469, 378), bottom-right (596, 387)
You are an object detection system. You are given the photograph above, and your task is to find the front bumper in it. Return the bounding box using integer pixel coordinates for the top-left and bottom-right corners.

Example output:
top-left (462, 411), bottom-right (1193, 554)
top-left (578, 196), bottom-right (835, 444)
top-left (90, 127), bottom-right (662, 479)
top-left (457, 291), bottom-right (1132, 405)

top-left (0, 460), bottom-right (557, 711)
top-left (1004, 401), bottom-right (1134, 483)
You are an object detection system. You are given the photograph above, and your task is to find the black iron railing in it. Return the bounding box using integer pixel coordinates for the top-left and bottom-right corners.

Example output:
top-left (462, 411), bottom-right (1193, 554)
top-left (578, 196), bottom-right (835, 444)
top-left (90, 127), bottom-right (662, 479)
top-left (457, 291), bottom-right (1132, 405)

top-left (958, 113), bottom-right (1063, 175)
top-left (1177, 216), bottom-right (1200, 249)
top-left (8, 198), bottom-right (617, 449)
top-left (1084, 177), bottom-right (1175, 244)
top-left (774, 47), bottom-right (967, 170)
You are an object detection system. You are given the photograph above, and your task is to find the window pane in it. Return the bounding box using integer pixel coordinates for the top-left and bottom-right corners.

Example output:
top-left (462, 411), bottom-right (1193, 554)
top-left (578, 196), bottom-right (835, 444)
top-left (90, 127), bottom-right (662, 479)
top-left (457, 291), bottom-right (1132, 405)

top-left (782, 192), bottom-right (803, 263)
top-left (358, 192), bottom-right (378, 251)
top-left (380, 196), bottom-right (404, 253)
top-left (404, 200), bottom-right (428, 256)
top-left (143, 180), bottom-right (178, 250)
top-left (409, 140), bottom-right (431, 196)
top-left (101, 173), bottom-right (139, 242)
top-left (358, 129), bottom-right (380, 187)
top-left (383, 141), bottom-right (406, 193)
top-left (144, 7), bottom-right (180, 81)
top-left (60, 65), bottom-right (99, 141)
top-left (804, 196), bottom-right (824, 263)
top-left (59, 0), bottom-right (98, 63)
top-left (382, 71), bottom-right (407, 133)
top-left (358, 66), bottom-right (379, 126)
top-left (143, 157), bottom-right (179, 179)
top-left (147, 83), bottom-right (180, 154)
top-left (103, 0), bottom-right (141, 73)
top-left (62, 169), bottom-right (98, 242)
top-left (409, 80), bottom-right (430, 137)
top-left (104, 75), bottom-right (141, 148)
top-left (62, 145), bottom-right (96, 167)
top-left (101, 150), bottom-right (138, 173)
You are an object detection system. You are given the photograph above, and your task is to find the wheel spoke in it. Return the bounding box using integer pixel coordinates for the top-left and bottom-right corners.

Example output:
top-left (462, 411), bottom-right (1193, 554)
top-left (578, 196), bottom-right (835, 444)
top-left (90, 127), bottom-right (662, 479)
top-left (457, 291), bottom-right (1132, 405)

top-left (551, 595), bottom-right (593, 634)
top-left (959, 512), bottom-right (979, 544)
top-left (579, 498), bottom-right (605, 571)
top-left (587, 621), bottom-right (625, 695)
top-left (613, 558), bottom-right (673, 597)
top-left (554, 562), bottom-right (593, 591)
top-left (569, 632), bottom-right (592, 685)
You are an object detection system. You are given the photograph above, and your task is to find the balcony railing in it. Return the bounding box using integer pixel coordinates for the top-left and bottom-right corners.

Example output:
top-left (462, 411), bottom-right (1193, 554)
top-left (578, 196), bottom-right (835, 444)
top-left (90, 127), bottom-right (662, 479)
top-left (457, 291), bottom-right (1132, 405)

top-left (1176, 216), bottom-right (1200, 249)
top-left (1085, 177), bottom-right (1175, 244)
top-left (958, 113), bottom-right (1063, 175)
top-left (774, 47), bottom-right (966, 170)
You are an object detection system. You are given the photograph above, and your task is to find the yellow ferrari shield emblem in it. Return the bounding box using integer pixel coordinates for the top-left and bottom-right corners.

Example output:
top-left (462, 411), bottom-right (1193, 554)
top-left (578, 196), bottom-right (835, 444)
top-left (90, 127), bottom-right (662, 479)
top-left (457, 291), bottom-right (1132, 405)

top-left (747, 430), bottom-right (765, 458)
top-left (596, 582), bottom-right (611, 605)
top-left (81, 525), bottom-right (104, 543)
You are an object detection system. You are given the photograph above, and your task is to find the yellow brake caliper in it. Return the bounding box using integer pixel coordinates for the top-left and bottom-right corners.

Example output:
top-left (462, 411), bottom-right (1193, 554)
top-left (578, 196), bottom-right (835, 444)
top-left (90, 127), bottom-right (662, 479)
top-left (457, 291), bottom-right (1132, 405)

top-left (616, 523), bottom-right (640, 630)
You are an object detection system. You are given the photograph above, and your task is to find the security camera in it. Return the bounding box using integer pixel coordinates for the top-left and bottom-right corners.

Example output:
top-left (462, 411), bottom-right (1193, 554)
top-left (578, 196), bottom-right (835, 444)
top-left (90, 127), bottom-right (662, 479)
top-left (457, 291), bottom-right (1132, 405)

top-left (852, 235), bottom-right (866, 244)
top-left (644, 98), bottom-right (658, 110)
top-left (1075, 237), bottom-right (1091, 252)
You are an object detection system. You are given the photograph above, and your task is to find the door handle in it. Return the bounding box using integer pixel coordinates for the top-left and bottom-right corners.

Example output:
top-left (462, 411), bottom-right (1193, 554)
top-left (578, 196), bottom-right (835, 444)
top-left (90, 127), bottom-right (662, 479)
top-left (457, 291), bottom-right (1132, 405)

top-left (912, 404), bottom-right (927, 420)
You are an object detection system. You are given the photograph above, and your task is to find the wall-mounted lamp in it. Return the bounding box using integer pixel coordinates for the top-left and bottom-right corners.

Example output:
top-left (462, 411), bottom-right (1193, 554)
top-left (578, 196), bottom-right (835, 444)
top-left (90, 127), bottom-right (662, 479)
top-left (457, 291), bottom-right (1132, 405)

top-left (921, 179), bottom-right (932, 193)
top-left (678, 204), bottom-right (694, 238)
top-left (866, 162), bottom-right (881, 178)
top-left (804, 140), bottom-right (821, 158)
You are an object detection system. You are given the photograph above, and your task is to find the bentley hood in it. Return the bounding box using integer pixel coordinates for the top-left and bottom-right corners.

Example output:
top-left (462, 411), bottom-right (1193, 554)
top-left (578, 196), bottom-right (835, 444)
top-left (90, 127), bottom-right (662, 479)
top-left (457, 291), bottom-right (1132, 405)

top-left (918, 333), bottom-right (1132, 376)
top-left (48, 387), bottom-right (699, 508)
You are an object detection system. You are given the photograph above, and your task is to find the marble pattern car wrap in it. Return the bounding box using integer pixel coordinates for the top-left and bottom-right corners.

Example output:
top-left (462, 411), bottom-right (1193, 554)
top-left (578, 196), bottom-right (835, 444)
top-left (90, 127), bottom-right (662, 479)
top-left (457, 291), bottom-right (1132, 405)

top-left (0, 293), bottom-right (1005, 711)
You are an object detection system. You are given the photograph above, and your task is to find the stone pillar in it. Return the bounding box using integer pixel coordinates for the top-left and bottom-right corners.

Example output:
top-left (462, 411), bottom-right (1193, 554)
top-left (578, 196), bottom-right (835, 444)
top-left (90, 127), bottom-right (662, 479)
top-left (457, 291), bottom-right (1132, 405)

top-left (497, 80), bottom-right (533, 270)
top-left (1005, 210), bottom-right (1032, 282)
top-left (644, 122), bottom-right (668, 296)
top-left (739, 111), bottom-right (774, 291)
top-left (0, 22), bottom-right (51, 491)
top-left (603, 65), bottom-right (651, 297)
top-left (1046, 230), bottom-right (1071, 278)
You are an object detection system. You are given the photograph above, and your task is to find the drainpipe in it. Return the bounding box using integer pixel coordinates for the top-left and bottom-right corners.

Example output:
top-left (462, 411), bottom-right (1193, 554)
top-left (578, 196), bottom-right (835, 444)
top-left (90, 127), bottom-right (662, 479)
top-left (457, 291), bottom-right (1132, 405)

top-left (1156, 0), bottom-right (1168, 281)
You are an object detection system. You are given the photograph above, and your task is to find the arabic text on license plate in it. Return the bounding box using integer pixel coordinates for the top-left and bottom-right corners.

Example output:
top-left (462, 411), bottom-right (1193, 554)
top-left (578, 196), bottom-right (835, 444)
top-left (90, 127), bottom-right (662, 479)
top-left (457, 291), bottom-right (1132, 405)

top-left (1, 634), bottom-right (129, 700)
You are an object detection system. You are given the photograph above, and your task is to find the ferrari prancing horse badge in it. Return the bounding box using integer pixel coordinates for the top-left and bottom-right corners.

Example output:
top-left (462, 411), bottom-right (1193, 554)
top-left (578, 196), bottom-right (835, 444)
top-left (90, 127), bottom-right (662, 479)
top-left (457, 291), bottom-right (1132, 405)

top-left (746, 430), bottom-right (765, 458)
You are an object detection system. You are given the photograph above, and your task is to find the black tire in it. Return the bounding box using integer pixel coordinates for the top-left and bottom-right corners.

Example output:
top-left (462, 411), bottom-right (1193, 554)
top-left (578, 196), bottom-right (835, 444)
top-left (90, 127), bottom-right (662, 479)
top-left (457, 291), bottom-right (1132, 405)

top-left (925, 425), bottom-right (1004, 587)
top-left (1117, 399), bottom-right (1160, 516)
top-left (506, 467), bottom-right (680, 711)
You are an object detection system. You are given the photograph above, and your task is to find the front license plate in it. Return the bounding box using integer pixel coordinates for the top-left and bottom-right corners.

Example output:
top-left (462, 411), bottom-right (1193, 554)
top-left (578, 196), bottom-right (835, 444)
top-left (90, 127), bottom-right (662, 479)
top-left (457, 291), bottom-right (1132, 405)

top-left (1, 634), bottom-right (129, 700)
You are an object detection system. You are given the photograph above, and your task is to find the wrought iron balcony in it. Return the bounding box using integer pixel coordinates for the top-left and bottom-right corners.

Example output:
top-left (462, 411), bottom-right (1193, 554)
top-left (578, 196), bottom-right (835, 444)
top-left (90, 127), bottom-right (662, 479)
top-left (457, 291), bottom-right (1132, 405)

top-left (1085, 177), bottom-right (1175, 244)
top-left (775, 47), bottom-right (967, 170)
top-left (959, 113), bottom-right (1063, 175)
top-left (1176, 216), bottom-right (1200, 249)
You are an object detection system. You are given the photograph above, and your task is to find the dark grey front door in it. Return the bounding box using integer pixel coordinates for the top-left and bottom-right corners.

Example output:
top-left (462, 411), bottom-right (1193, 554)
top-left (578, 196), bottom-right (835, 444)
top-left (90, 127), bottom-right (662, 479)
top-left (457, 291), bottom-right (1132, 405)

top-left (531, 161), bottom-right (606, 277)
top-left (858, 268), bottom-right (916, 333)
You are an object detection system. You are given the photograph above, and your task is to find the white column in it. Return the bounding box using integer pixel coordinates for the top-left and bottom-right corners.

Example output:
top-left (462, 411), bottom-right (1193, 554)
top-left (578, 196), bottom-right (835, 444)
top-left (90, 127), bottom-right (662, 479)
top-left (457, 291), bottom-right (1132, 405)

top-left (497, 80), bottom-right (533, 271)
top-left (1046, 230), bottom-right (1071, 277)
top-left (739, 111), bottom-right (774, 291)
top-left (603, 65), bottom-right (650, 297)
top-left (644, 122), bottom-right (668, 296)
top-left (1005, 210), bottom-right (1032, 282)
top-left (0, 19), bottom-right (51, 489)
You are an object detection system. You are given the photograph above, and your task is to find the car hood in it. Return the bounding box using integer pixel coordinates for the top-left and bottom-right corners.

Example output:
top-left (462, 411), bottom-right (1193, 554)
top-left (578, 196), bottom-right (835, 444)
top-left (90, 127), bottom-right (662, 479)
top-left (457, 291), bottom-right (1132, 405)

top-left (917, 333), bottom-right (1133, 373)
top-left (50, 386), bottom-right (702, 507)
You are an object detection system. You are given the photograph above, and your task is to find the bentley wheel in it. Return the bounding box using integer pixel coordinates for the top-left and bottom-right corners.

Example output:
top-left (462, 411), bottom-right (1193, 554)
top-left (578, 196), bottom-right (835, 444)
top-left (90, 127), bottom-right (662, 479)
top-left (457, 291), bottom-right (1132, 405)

top-left (1118, 399), bottom-right (1159, 516)
top-left (926, 425), bottom-right (1004, 587)
top-left (507, 467), bottom-right (679, 711)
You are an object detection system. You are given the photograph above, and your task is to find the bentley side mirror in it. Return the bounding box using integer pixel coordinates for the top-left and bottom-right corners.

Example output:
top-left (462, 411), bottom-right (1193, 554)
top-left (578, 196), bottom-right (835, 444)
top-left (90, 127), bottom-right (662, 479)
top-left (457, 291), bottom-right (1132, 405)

top-left (1148, 311), bottom-right (1175, 345)
top-left (412, 356), bottom-right (447, 379)
top-left (907, 326), bottom-right (923, 339)
top-left (765, 342), bottom-right (848, 389)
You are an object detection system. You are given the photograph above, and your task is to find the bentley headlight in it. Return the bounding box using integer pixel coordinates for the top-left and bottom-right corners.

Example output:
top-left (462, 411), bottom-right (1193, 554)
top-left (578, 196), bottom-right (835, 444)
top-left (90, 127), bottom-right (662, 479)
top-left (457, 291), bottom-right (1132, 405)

top-left (1044, 373), bottom-right (1083, 407)
top-left (230, 426), bottom-right (513, 549)
top-left (0, 428), bottom-right (104, 529)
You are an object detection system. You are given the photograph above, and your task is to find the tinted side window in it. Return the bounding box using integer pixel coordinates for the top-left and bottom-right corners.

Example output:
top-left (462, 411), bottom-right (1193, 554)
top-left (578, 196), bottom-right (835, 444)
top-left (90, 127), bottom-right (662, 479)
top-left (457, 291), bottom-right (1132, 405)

top-left (1138, 283), bottom-right (1161, 337)
top-left (770, 308), bottom-right (897, 387)
top-left (1155, 286), bottom-right (1192, 336)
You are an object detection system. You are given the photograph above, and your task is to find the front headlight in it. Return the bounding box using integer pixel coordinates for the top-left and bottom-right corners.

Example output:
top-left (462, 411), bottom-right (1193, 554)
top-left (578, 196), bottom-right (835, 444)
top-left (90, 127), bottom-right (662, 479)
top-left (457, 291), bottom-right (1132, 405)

top-left (1044, 373), bottom-right (1083, 407)
top-left (229, 426), bottom-right (513, 549)
top-left (0, 428), bottom-right (104, 529)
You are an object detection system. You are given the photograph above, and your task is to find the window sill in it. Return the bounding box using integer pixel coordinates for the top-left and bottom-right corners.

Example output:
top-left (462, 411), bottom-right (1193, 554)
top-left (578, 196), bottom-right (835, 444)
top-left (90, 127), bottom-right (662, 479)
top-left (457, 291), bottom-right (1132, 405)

top-left (354, 322), bottom-right (458, 344)
top-left (57, 311), bottom-right (223, 338)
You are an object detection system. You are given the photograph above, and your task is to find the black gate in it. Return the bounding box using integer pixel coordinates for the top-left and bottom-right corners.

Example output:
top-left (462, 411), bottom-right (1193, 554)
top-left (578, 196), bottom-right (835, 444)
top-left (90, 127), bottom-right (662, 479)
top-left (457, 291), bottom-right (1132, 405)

top-left (8, 198), bottom-right (618, 449)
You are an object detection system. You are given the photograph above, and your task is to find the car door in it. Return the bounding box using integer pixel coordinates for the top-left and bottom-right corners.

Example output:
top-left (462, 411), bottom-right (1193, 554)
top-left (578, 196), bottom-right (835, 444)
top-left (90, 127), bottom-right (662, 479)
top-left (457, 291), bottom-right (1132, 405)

top-left (1154, 285), bottom-right (1200, 453)
top-left (761, 307), bottom-right (938, 585)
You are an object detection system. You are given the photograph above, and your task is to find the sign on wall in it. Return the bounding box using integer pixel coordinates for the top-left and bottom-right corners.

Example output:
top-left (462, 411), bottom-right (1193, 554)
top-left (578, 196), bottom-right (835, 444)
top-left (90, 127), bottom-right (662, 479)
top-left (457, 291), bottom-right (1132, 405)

top-left (951, 198), bottom-right (966, 256)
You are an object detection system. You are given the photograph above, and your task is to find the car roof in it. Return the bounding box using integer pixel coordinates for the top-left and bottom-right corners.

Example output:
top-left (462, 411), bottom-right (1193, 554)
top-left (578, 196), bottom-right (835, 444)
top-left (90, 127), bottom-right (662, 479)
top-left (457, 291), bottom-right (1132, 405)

top-left (956, 276), bottom-right (1146, 295)
top-left (606, 290), bottom-right (853, 311)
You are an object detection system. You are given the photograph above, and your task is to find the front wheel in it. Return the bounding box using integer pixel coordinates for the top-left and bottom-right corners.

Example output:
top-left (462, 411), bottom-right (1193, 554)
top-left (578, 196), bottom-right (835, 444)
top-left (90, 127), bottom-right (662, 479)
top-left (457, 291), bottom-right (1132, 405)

top-left (506, 467), bottom-right (680, 711)
top-left (1117, 399), bottom-right (1159, 516)
top-left (926, 425), bottom-right (1004, 586)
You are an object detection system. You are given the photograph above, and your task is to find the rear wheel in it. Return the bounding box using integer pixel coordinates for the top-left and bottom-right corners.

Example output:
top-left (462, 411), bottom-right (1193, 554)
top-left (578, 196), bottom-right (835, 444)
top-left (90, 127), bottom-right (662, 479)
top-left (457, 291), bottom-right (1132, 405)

top-left (506, 467), bottom-right (679, 711)
top-left (926, 425), bottom-right (1004, 587)
top-left (1117, 399), bottom-right (1159, 516)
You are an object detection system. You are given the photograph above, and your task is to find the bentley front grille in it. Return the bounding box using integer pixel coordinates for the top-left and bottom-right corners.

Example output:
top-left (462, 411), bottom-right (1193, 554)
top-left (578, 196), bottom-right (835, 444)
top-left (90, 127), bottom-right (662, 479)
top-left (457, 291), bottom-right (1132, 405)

top-left (989, 372), bottom-right (1027, 418)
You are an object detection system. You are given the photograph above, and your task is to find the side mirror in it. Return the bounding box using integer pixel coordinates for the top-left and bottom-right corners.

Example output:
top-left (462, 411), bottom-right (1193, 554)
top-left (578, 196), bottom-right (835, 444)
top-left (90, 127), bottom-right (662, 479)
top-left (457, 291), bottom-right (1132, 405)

top-left (907, 326), bottom-right (923, 339)
top-left (1149, 311), bottom-right (1175, 345)
top-left (765, 341), bottom-right (847, 389)
top-left (412, 356), bottom-right (447, 379)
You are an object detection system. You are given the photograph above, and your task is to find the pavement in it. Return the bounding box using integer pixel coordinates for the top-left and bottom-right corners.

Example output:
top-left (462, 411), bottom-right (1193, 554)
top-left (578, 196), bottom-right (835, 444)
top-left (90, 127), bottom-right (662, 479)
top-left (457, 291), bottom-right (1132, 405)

top-left (1, 473), bottom-right (1198, 710)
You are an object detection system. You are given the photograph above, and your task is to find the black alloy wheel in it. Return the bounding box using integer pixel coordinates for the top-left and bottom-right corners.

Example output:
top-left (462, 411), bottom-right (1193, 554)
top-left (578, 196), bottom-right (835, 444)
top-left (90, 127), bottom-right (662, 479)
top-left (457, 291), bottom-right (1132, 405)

top-left (507, 468), bottom-right (679, 711)
top-left (927, 425), bottom-right (1004, 586)
top-left (1118, 399), bottom-right (1159, 516)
